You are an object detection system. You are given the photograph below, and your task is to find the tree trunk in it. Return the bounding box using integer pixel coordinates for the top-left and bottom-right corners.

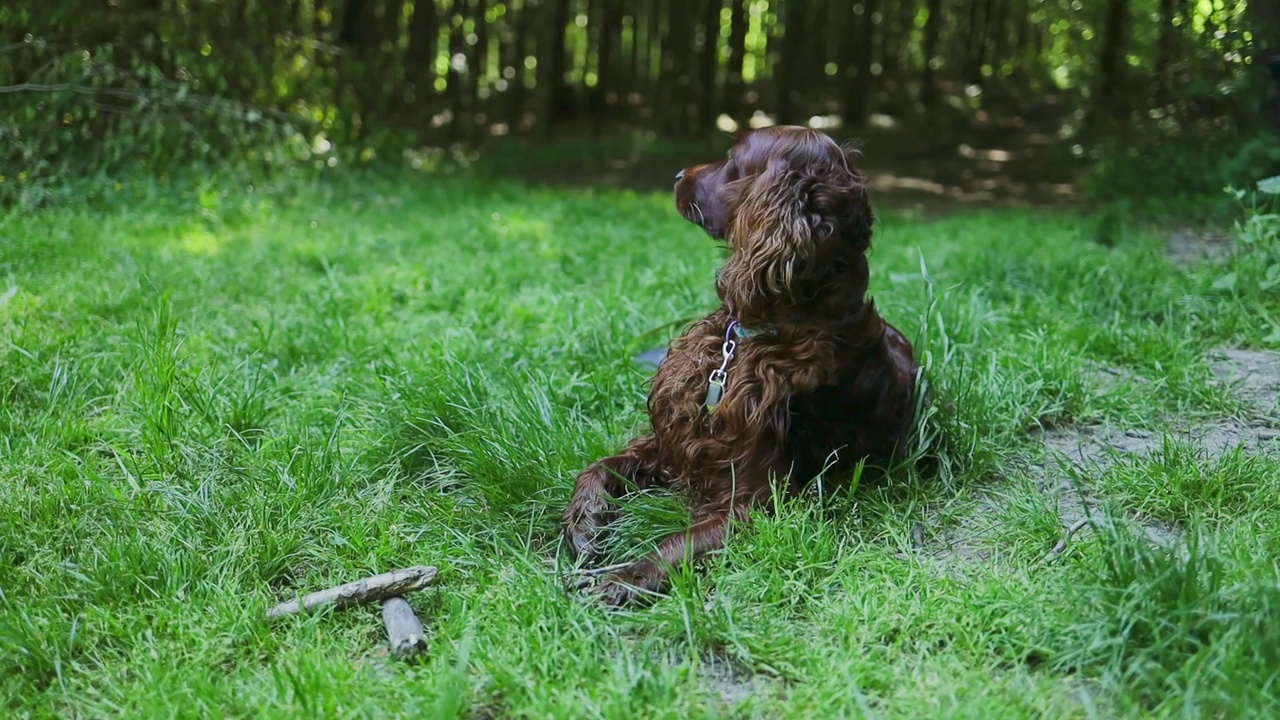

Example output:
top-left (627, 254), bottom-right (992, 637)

top-left (877, 0), bottom-right (908, 82)
top-left (445, 1), bottom-right (466, 139)
top-left (503, 0), bottom-right (532, 129)
top-left (836, 0), bottom-right (857, 110)
top-left (649, 0), bottom-right (665, 106)
top-left (1246, 0), bottom-right (1280, 132)
top-left (1155, 0), bottom-right (1175, 103)
top-left (534, 0), bottom-right (570, 138)
top-left (1095, 0), bottom-right (1130, 116)
top-left (775, 0), bottom-right (805, 125)
top-left (920, 0), bottom-right (943, 105)
top-left (961, 0), bottom-right (981, 83)
top-left (842, 0), bottom-right (878, 126)
top-left (374, 0), bottom-right (405, 51)
top-left (966, 0), bottom-right (993, 84)
top-left (338, 0), bottom-right (373, 135)
top-left (989, 0), bottom-right (1008, 78)
top-left (466, 0), bottom-right (489, 142)
top-left (372, 0), bottom-right (406, 120)
top-left (624, 1), bottom-right (640, 94)
top-left (897, 0), bottom-right (916, 80)
top-left (1013, 0), bottom-right (1030, 68)
top-left (589, 0), bottom-right (622, 132)
top-left (724, 0), bottom-right (748, 119)
top-left (406, 0), bottom-right (441, 111)
top-left (661, 0), bottom-right (694, 134)
top-left (339, 0), bottom-right (367, 45)
top-left (696, 0), bottom-right (721, 130)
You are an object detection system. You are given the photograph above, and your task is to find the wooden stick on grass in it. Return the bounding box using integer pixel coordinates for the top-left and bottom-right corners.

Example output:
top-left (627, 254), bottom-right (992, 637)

top-left (266, 566), bottom-right (439, 619)
top-left (1040, 519), bottom-right (1091, 565)
top-left (566, 561), bottom-right (633, 591)
top-left (567, 561), bottom-right (632, 578)
top-left (382, 597), bottom-right (428, 660)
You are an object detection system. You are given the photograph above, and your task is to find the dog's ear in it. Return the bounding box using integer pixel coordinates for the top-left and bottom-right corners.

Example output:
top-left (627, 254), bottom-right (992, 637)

top-left (810, 143), bottom-right (872, 254)
top-left (716, 158), bottom-right (812, 318)
top-left (716, 152), bottom-right (869, 320)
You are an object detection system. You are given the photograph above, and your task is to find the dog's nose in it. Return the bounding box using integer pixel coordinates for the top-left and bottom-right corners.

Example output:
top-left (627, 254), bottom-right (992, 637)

top-left (675, 169), bottom-right (685, 181)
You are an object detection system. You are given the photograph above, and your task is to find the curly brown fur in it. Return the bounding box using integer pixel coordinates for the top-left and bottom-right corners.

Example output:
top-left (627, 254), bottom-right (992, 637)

top-left (562, 126), bottom-right (920, 607)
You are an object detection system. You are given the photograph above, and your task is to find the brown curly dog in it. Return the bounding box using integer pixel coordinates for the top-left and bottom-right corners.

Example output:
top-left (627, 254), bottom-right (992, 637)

top-left (563, 125), bottom-right (920, 606)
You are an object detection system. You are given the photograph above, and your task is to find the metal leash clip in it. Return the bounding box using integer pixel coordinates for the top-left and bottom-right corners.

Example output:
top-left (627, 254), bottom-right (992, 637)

top-left (704, 337), bottom-right (736, 411)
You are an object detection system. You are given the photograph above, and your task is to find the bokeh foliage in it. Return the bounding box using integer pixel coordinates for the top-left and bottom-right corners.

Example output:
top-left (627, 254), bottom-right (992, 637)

top-left (3, 0), bottom-right (1279, 205)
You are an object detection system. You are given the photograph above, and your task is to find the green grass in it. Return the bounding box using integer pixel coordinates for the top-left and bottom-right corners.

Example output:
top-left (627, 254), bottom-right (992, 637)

top-left (2, 168), bottom-right (1280, 718)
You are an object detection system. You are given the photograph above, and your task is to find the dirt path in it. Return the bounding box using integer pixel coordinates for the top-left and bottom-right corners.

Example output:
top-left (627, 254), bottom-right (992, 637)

top-left (1043, 349), bottom-right (1280, 468)
top-left (928, 347), bottom-right (1280, 564)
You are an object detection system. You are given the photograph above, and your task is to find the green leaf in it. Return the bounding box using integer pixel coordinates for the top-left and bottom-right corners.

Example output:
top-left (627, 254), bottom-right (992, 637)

top-left (1258, 176), bottom-right (1280, 196)
top-left (1261, 264), bottom-right (1280, 290)
top-left (1211, 273), bottom-right (1237, 292)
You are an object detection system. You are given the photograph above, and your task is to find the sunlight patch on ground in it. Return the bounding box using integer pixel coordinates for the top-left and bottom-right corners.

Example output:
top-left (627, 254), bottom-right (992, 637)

top-left (807, 114), bottom-right (841, 129)
top-left (179, 226), bottom-right (227, 256)
top-left (867, 113), bottom-right (898, 129)
top-left (496, 213), bottom-right (552, 246)
top-left (957, 145), bottom-right (1013, 162)
top-left (869, 174), bottom-right (949, 195)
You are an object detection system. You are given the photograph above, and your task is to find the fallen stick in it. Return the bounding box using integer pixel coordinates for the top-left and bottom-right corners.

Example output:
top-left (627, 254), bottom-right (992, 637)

top-left (382, 597), bottom-right (428, 660)
top-left (266, 566), bottom-right (439, 619)
top-left (567, 561), bottom-right (632, 578)
top-left (567, 562), bottom-right (633, 591)
top-left (1040, 519), bottom-right (1090, 565)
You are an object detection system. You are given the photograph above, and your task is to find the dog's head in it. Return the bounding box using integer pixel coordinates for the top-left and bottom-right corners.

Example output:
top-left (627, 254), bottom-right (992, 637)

top-left (674, 126), bottom-right (872, 320)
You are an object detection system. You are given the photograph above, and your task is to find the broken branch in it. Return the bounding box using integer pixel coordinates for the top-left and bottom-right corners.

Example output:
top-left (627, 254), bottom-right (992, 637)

top-left (566, 561), bottom-right (633, 590)
top-left (266, 565), bottom-right (438, 619)
top-left (567, 561), bottom-right (632, 578)
top-left (382, 597), bottom-right (428, 660)
top-left (1040, 519), bottom-right (1090, 565)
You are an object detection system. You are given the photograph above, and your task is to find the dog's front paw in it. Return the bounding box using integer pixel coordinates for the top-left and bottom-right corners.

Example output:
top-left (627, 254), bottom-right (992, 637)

top-left (562, 503), bottom-right (611, 560)
top-left (594, 563), bottom-right (667, 608)
top-left (563, 522), bottom-right (602, 560)
top-left (562, 468), bottom-right (621, 560)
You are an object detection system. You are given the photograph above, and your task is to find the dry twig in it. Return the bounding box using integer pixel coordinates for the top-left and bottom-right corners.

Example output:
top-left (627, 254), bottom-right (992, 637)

top-left (266, 566), bottom-right (438, 619)
top-left (567, 561), bottom-right (632, 578)
top-left (1040, 518), bottom-right (1090, 564)
top-left (382, 597), bottom-right (428, 660)
top-left (566, 562), bottom-right (633, 591)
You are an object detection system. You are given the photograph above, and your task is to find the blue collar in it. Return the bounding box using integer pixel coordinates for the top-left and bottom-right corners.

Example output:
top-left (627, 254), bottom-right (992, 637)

top-left (724, 320), bottom-right (758, 342)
